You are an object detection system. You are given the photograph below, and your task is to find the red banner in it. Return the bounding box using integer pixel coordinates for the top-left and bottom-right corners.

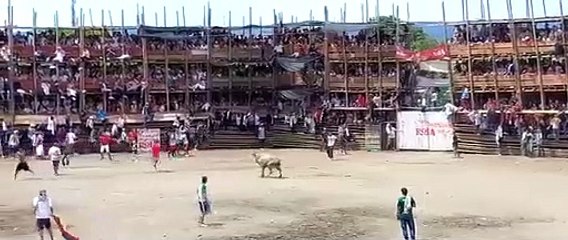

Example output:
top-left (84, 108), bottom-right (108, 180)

top-left (396, 45), bottom-right (449, 62)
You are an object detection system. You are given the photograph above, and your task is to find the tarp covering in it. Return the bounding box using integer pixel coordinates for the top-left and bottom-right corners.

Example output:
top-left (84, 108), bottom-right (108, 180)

top-left (415, 75), bottom-right (450, 88)
top-left (419, 60), bottom-right (449, 74)
top-left (279, 89), bottom-right (314, 100)
top-left (274, 56), bottom-right (317, 72)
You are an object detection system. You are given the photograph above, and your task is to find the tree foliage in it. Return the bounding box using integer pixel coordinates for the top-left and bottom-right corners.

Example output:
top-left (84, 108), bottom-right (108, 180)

top-left (368, 16), bottom-right (438, 51)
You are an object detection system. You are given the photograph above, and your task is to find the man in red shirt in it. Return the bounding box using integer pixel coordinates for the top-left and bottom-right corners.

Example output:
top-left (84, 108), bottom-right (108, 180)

top-left (151, 139), bottom-right (161, 172)
top-left (99, 131), bottom-right (114, 161)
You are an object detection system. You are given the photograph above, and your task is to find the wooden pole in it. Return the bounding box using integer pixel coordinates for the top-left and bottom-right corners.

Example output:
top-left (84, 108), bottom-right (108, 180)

top-left (101, 10), bottom-right (108, 112)
top-left (120, 9), bottom-right (126, 114)
top-left (163, 6), bottom-right (167, 27)
top-left (364, 0), bottom-right (370, 103)
top-left (463, 0), bottom-right (475, 109)
top-left (79, 9), bottom-right (86, 113)
top-left (136, 3), bottom-right (140, 26)
top-left (32, 9), bottom-right (38, 114)
top-left (376, 0), bottom-right (384, 108)
top-left (89, 8), bottom-right (94, 27)
top-left (271, 9), bottom-right (277, 99)
top-left (247, 7), bottom-right (253, 106)
top-left (395, 6), bottom-right (401, 108)
top-left (559, 0), bottom-right (568, 102)
top-left (206, 4), bottom-right (212, 103)
top-left (228, 11), bottom-right (233, 106)
top-left (507, 0), bottom-right (523, 106)
top-left (543, 0), bottom-right (548, 16)
top-left (108, 10), bottom-right (113, 26)
top-left (176, 11), bottom-right (180, 27)
top-left (5, 0), bottom-right (13, 117)
top-left (323, 6), bottom-right (330, 98)
top-left (486, 0), bottom-right (499, 102)
top-left (182, 7), bottom-right (186, 27)
top-left (141, 6), bottom-right (146, 25)
top-left (55, 11), bottom-right (61, 116)
top-left (529, 0), bottom-right (545, 109)
top-left (442, 1), bottom-right (455, 106)
top-left (155, 12), bottom-right (158, 26)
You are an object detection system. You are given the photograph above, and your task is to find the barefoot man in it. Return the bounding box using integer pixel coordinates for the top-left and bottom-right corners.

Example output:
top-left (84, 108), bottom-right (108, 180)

top-left (197, 176), bottom-right (211, 226)
top-left (14, 149), bottom-right (34, 180)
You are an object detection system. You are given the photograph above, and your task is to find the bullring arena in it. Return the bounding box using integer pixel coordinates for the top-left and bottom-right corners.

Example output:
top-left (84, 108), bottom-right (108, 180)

top-left (1, 149), bottom-right (567, 240)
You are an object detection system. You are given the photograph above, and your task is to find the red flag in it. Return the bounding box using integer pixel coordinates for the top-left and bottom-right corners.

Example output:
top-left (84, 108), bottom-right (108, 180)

top-left (52, 215), bottom-right (80, 240)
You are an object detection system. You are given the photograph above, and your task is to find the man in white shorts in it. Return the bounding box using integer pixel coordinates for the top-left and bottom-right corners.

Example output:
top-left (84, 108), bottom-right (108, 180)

top-left (99, 131), bottom-right (114, 161)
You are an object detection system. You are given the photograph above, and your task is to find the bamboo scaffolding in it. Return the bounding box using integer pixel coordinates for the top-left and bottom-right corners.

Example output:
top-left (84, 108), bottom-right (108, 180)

top-left (442, 2), bottom-right (455, 106)
top-left (463, 0), bottom-right (475, 109)
top-left (394, 6), bottom-right (401, 107)
top-left (32, 9), bottom-right (39, 114)
top-left (164, 5), bottom-right (170, 112)
top-left (560, 0), bottom-right (568, 101)
top-left (529, 0), bottom-right (545, 109)
top-left (247, 7), bottom-right (253, 106)
top-left (7, 0), bottom-right (15, 118)
top-left (364, 0), bottom-right (370, 103)
top-left (323, 6), bottom-right (330, 98)
top-left (507, 0), bottom-right (523, 106)
top-left (228, 11), bottom-right (233, 105)
top-left (79, 9), bottom-right (86, 112)
top-left (101, 10), bottom-right (108, 112)
top-left (55, 11), bottom-right (61, 116)
top-left (486, 0), bottom-right (499, 101)
top-left (376, 0), bottom-right (384, 107)
top-left (120, 9), bottom-right (127, 114)
top-left (206, 5), bottom-right (212, 104)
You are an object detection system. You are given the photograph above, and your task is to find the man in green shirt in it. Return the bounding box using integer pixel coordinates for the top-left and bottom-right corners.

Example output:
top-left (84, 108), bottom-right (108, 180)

top-left (396, 187), bottom-right (416, 240)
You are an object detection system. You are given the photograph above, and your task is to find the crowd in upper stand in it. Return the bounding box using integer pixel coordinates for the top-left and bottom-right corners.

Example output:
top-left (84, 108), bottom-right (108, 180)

top-left (0, 22), bottom-right (418, 119)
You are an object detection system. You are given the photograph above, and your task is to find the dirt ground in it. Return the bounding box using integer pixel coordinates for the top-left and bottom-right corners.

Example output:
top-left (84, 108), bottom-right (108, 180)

top-left (0, 149), bottom-right (567, 240)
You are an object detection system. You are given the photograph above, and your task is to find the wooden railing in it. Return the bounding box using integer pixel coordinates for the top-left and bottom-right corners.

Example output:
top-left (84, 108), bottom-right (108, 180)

top-left (328, 75), bottom-right (397, 90)
top-left (449, 42), bottom-right (557, 56)
top-left (453, 74), bottom-right (568, 89)
top-left (328, 45), bottom-right (397, 60)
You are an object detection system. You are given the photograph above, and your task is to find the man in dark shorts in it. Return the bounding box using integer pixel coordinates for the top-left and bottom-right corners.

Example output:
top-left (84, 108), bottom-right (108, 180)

top-left (48, 144), bottom-right (62, 176)
top-left (14, 149), bottom-right (34, 180)
top-left (33, 189), bottom-right (54, 240)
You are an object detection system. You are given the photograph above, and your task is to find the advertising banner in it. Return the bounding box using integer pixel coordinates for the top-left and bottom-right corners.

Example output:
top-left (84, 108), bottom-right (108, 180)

top-left (397, 111), bottom-right (453, 151)
top-left (138, 128), bottom-right (161, 152)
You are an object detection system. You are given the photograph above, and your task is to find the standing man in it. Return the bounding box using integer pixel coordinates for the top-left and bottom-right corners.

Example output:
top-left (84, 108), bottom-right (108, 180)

top-left (128, 128), bottom-right (139, 162)
top-left (62, 129), bottom-right (77, 167)
top-left (396, 187), bottom-right (416, 240)
top-left (325, 132), bottom-right (337, 160)
top-left (151, 139), bottom-right (161, 171)
top-left (33, 189), bottom-right (54, 240)
top-left (386, 123), bottom-right (397, 151)
top-left (197, 176), bottom-right (211, 226)
top-left (99, 130), bottom-right (114, 161)
top-left (48, 144), bottom-right (62, 176)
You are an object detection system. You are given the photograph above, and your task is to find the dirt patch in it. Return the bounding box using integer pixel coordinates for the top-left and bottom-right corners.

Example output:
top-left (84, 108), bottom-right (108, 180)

top-left (204, 207), bottom-right (381, 240)
top-left (0, 207), bottom-right (36, 237)
top-left (424, 215), bottom-right (554, 229)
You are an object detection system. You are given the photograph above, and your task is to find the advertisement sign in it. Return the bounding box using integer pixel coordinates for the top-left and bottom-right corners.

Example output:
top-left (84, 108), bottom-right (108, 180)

top-left (397, 111), bottom-right (453, 151)
top-left (138, 128), bottom-right (161, 152)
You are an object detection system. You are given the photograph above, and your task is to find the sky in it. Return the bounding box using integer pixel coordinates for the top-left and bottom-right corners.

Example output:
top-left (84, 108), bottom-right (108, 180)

top-left (0, 0), bottom-right (561, 28)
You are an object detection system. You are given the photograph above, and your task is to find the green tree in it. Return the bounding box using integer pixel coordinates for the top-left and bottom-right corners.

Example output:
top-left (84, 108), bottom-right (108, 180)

top-left (368, 16), bottom-right (438, 51)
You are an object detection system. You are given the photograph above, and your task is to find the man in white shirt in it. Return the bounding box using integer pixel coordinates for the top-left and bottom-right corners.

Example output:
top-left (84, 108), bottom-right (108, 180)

top-left (62, 130), bottom-right (77, 167)
top-left (326, 133), bottom-right (338, 160)
top-left (197, 176), bottom-right (211, 226)
top-left (33, 189), bottom-right (54, 240)
top-left (386, 123), bottom-right (397, 151)
top-left (48, 144), bottom-right (62, 176)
